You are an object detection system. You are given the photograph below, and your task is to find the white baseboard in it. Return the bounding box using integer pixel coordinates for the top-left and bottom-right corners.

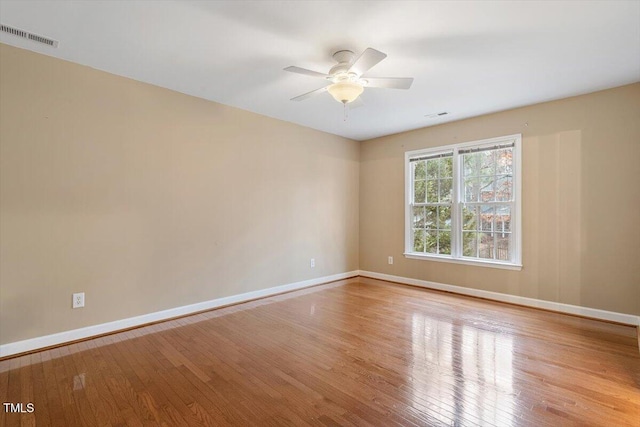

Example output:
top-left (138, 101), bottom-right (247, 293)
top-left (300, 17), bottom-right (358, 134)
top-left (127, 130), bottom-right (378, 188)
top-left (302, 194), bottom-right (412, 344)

top-left (359, 270), bottom-right (640, 326)
top-left (0, 271), bottom-right (359, 358)
top-left (4, 269), bottom-right (636, 358)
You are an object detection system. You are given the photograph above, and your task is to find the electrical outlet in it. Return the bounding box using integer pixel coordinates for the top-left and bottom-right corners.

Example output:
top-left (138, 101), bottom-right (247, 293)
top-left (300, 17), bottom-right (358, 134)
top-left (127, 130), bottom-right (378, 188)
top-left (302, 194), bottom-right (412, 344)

top-left (388, 256), bottom-right (394, 265)
top-left (72, 292), bottom-right (85, 309)
top-left (310, 258), bottom-right (315, 268)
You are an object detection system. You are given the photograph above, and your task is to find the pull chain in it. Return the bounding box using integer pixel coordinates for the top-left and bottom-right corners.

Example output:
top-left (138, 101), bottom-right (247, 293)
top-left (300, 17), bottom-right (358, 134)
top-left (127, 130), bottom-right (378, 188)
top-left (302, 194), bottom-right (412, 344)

top-left (343, 101), bottom-right (348, 122)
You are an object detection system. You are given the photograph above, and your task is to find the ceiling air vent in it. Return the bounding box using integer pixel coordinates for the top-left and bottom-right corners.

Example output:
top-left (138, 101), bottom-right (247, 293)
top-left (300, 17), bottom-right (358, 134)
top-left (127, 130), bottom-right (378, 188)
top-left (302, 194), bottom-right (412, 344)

top-left (425, 111), bottom-right (450, 119)
top-left (0, 24), bottom-right (59, 48)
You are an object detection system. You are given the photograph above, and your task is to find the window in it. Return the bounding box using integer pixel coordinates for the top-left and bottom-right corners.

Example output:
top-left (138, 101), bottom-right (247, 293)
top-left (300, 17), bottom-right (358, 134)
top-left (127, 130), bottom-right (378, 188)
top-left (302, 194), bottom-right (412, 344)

top-left (405, 134), bottom-right (521, 270)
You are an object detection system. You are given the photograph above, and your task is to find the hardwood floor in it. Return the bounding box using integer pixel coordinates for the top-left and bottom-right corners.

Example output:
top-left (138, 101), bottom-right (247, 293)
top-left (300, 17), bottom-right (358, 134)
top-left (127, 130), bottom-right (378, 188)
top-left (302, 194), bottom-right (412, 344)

top-left (1, 277), bottom-right (639, 426)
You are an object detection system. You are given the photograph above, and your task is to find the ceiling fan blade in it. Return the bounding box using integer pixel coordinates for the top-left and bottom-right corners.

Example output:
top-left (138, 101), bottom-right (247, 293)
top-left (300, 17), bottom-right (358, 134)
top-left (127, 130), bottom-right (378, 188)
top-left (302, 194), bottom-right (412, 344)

top-left (284, 66), bottom-right (329, 79)
top-left (290, 85), bottom-right (329, 101)
top-left (364, 77), bottom-right (414, 90)
top-left (348, 48), bottom-right (387, 76)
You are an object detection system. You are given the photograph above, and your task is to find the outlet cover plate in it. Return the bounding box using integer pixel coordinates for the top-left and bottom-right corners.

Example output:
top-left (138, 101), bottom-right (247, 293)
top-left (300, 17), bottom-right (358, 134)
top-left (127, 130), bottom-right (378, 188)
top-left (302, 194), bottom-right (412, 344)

top-left (73, 292), bottom-right (85, 308)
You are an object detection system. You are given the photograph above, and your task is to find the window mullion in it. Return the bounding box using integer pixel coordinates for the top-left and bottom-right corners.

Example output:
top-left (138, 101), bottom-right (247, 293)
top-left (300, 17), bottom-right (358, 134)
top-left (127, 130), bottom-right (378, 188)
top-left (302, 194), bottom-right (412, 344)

top-left (452, 148), bottom-right (461, 259)
top-left (510, 199), bottom-right (516, 262)
top-left (493, 217), bottom-right (497, 260)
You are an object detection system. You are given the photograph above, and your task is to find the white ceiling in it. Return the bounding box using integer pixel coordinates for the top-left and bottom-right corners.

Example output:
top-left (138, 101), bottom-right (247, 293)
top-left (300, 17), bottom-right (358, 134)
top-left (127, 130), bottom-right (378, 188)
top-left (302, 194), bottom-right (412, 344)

top-left (1, 1), bottom-right (639, 141)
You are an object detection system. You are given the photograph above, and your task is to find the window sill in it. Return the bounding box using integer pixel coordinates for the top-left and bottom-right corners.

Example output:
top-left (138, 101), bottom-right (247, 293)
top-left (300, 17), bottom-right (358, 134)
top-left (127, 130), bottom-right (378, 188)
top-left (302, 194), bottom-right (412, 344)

top-left (403, 253), bottom-right (522, 271)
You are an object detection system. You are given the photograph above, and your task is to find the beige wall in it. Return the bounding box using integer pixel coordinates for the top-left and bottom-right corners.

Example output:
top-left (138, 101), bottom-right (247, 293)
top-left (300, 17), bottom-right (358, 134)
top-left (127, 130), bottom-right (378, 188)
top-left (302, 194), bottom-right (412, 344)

top-left (1, 43), bottom-right (638, 348)
top-left (360, 83), bottom-right (640, 316)
top-left (0, 44), bottom-right (360, 345)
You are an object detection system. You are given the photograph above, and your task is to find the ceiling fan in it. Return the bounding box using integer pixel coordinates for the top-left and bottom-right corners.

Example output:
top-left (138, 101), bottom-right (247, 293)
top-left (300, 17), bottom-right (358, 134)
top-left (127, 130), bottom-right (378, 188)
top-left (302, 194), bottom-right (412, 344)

top-left (284, 48), bottom-right (413, 105)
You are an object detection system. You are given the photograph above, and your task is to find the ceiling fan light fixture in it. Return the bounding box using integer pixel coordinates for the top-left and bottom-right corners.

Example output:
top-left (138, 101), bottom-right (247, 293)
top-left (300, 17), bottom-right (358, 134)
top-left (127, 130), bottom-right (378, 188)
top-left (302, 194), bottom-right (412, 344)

top-left (285, 47), bottom-right (411, 104)
top-left (328, 81), bottom-right (364, 104)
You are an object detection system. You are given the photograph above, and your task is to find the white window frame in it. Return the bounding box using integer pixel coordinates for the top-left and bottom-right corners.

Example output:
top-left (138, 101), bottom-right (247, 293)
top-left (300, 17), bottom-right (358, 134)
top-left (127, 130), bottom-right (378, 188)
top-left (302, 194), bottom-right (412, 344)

top-left (404, 134), bottom-right (522, 270)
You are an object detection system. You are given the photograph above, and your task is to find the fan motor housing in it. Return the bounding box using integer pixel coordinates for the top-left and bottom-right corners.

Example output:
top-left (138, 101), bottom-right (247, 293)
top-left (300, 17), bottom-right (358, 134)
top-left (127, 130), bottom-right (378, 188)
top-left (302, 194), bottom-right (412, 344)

top-left (329, 50), bottom-right (356, 77)
top-left (332, 50), bottom-right (355, 63)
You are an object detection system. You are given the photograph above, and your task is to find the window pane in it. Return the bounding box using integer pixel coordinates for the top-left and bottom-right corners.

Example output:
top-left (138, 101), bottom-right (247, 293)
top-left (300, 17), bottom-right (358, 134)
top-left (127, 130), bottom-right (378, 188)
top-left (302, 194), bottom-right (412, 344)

top-left (465, 177), bottom-right (480, 202)
top-left (439, 178), bottom-right (452, 202)
top-left (496, 148), bottom-right (513, 175)
top-left (414, 180), bottom-right (426, 203)
top-left (438, 206), bottom-right (451, 230)
top-left (425, 206), bottom-right (437, 229)
top-left (496, 234), bottom-right (510, 261)
top-left (463, 231), bottom-right (477, 257)
top-left (440, 156), bottom-right (453, 178)
top-left (495, 175), bottom-right (512, 201)
top-left (495, 205), bottom-right (511, 234)
top-left (426, 159), bottom-right (439, 179)
top-left (479, 232), bottom-right (494, 259)
top-left (462, 206), bottom-right (477, 231)
top-left (413, 229), bottom-right (425, 252)
top-left (413, 206), bottom-right (426, 228)
top-left (480, 176), bottom-right (495, 202)
top-left (414, 161), bottom-right (426, 180)
top-left (438, 231), bottom-right (451, 255)
top-left (426, 180), bottom-right (438, 203)
top-left (480, 205), bottom-right (494, 231)
top-left (425, 231), bottom-right (437, 253)
top-left (480, 150), bottom-right (496, 176)
top-left (463, 154), bottom-right (479, 177)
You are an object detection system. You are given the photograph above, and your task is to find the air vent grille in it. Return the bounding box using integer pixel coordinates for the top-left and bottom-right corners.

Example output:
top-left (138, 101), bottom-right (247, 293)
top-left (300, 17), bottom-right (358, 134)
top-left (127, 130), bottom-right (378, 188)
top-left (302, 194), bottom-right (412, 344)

top-left (425, 111), bottom-right (450, 119)
top-left (1, 24), bottom-right (58, 48)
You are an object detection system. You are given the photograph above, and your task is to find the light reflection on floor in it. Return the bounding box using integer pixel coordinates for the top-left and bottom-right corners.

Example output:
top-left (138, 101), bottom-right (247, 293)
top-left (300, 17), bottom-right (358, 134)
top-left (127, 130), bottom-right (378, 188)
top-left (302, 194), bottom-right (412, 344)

top-left (411, 312), bottom-right (515, 426)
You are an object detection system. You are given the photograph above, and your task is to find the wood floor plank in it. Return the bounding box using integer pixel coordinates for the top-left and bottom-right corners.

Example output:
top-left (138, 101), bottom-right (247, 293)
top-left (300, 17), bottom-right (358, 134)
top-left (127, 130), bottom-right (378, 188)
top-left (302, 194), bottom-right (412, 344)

top-left (1, 277), bottom-right (638, 426)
